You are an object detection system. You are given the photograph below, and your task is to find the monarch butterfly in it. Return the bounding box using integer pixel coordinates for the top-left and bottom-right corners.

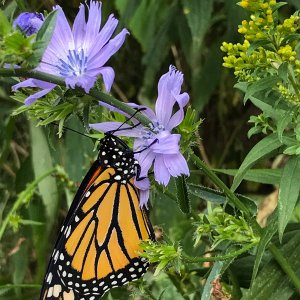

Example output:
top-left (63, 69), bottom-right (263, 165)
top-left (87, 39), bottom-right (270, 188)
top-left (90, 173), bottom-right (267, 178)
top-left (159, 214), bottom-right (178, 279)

top-left (40, 133), bottom-right (155, 300)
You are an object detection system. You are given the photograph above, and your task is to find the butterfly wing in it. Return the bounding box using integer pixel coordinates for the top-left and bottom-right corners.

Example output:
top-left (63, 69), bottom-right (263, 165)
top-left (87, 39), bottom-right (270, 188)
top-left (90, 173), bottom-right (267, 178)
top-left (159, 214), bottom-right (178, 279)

top-left (40, 162), bottom-right (154, 300)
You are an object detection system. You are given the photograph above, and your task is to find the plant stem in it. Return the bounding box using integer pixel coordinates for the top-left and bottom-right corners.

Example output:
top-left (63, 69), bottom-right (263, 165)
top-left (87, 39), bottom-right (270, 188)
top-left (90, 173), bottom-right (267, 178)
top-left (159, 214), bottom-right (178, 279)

top-left (182, 243), bottom-right (256, 263)
top-left (190, 153), bottom-right (252, 219)
top-left (0, 68), bottom-right (153, 128)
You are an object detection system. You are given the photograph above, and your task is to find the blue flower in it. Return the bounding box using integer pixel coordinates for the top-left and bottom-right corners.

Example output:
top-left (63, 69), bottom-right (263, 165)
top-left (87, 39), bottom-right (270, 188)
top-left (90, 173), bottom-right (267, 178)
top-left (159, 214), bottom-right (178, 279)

top-left (90, 66), bottom-right (190, 206)
top-left (12, 2), bottom-right (129, 105)
top-left (13, 12), bottom-right (44, 36)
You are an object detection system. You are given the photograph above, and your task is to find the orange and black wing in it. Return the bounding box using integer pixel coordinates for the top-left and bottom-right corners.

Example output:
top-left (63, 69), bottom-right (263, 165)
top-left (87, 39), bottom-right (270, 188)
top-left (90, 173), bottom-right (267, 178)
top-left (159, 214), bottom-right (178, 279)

top-left (40, 162), bottom-right (154, 300)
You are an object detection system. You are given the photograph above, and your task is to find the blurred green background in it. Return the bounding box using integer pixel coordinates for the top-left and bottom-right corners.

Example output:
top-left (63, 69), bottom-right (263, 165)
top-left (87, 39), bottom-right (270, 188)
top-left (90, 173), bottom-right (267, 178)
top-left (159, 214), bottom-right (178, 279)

top-left (0, 0), bottom-right (299, 299)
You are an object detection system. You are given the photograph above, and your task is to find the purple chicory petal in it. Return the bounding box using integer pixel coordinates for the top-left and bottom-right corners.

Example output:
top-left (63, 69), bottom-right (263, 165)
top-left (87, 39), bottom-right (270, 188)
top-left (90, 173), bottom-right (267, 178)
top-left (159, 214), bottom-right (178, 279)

top-left (139, 189), bottom-right (150, 208)
top-left (135, 148), bottom-right (155, 177)
top-left (155, 71), bottom-right (175, 126)
top-left (72, 4), bottom-right (86, 49)
top-left (84, 1), bottom-right (102, 49)
top-left (163, 153), bottom-right (190, 178)
top-left (149, 132), bottom-right (180, 154)
top-left (14, 1), bottom-right (129, 102)
top-left (135, 177), bottom-right (150, 208)
top-left (89, 122), bottom-right (142, 137)
top-left (25, 87), bottom-right (55, 105)
top-left (13, 12), bottom-right (44, 36)
top-left (88, 28), bottom-right (129, 68)
top-left (153, 154), bottom-right (171, 185)
top-left (97, 66), bottom-right (115, 92)
top-left (12, 78), bottom-right (56, 92)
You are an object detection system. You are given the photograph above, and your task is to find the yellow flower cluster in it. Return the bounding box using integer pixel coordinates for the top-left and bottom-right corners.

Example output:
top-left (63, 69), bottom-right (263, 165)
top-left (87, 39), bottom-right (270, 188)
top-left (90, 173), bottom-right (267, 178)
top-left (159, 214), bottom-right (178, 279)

top-left (277, 15), bottom-right (300, 34)
top-left (222, 0), bottom-right (300, 105)
top-left (221, 39), bottom-right (276, 77)
top-left (278, 45), bottom-right (296, 62)
top-left (277, 84), bottom-right (297, 104)
top-left (237, 0), bottom-right (277, 40)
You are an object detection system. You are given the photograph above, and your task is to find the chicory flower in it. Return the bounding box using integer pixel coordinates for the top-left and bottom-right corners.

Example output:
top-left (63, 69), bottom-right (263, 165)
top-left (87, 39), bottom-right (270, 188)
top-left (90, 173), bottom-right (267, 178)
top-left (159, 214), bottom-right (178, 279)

top-left (12, 1), bottom-right (129, 105)
top-left (90, 65), bottom-right (190, 206)
top-left (13, 12), bottom-right (44, 36)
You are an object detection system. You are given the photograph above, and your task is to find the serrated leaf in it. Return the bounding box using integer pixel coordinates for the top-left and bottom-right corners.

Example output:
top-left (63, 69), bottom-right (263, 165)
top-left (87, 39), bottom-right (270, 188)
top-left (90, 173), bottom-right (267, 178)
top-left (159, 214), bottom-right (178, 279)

top-left (175, 176), bottom-right (191, 213)
top-left (278, 156), bottom-right (300, 240)
top-left (231, 134), bottom-right (283, 192)
top-left (188, 184), bottom-right (225, 204)
top-left (188, 183), bottom-right (257, 214)
top-left (251, 210), bottom-right (278, 284)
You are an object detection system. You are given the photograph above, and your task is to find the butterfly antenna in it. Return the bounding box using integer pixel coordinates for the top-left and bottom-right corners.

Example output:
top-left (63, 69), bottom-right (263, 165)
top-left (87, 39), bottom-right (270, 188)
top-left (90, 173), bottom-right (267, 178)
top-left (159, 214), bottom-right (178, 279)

top-left (108, 107), bottom-right (147, 135)
top-left (133, 138), bottom-right (158, 154)
top-left (41, 119), bottom-right (94, 140)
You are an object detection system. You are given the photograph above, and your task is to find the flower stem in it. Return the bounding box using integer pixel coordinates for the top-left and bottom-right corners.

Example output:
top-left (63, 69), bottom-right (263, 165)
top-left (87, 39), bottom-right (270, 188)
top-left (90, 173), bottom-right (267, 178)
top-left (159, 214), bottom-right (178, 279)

top-left (0, 68), bottom-right (153, 128)
top-left (190, 153), bottom-right (252, 219)
top-left (182, 243), bottom-right (256, 263)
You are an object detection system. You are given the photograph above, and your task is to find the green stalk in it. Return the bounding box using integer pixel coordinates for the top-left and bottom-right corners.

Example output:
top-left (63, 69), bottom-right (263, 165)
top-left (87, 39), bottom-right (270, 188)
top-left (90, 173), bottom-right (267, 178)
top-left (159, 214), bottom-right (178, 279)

top-left (182, 243), bottom-right (256, 263)
top-left (190, 153), bottom-right (252, 219)
top-left (0, 68), bottom-right (152, 127)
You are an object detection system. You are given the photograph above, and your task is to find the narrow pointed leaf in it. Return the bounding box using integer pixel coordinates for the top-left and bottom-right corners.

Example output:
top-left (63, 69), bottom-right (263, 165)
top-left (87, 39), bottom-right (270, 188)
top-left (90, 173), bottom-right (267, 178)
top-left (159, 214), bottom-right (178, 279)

top-left (278, 156), bottom-right (300, 240)
top-left (231, 134), bottom-right (283, 192)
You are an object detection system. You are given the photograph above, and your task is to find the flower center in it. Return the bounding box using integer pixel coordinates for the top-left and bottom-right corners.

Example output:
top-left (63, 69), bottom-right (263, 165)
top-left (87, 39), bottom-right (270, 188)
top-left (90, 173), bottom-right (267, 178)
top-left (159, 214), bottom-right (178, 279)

top-left (142, 121), bottom-right (165, 141)
top-left (57, 49), bottom-right (88, 77)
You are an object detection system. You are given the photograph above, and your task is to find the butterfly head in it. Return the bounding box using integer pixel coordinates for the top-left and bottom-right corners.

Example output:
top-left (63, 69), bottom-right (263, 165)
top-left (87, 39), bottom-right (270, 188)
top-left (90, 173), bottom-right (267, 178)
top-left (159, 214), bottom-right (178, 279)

top-left (98, 134), bottom-right (139, 181)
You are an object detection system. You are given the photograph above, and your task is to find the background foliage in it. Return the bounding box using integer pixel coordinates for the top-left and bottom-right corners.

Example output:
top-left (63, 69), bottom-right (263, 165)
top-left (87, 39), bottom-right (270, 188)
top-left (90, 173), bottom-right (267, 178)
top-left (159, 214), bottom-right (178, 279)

top-left (1, 0), bottom-right (300, 299)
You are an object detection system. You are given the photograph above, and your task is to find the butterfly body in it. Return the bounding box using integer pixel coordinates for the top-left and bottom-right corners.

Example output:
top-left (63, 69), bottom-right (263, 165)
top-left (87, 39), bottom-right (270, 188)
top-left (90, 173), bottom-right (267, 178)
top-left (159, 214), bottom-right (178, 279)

top-left (40, 134), bottom-right (154, 300)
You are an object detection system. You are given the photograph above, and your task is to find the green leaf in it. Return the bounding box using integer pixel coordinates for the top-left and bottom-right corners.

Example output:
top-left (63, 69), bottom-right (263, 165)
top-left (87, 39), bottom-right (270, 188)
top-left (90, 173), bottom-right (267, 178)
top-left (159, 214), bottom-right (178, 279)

top-left (277, 111), bottom-right (294, 142)
top-left (278, 62), bottom-right (289, 82)
top-left (175, 176), bottom-right (191, 213)
top-left (235, 82), bottom-right (283, 120)
top-left (247, 39), bottom-right (274, 55)
top-left (278, 156), bottom-right (300, 240)
top-left (188, 184), bottom-right (225, 204)
top-left (28, 10), bottom-right (58, 66)
top-left (0, 9), bottom-right (11, 36)
top-left (244, 76), bottom-right (280, 100)
top-left (242, 232), bottom-right (300, 300)
top-left (280, 33), bottom-right (300, 46)
top-left (214, 168), bottom-right (282, 185)
top-left (182, 0), bottom-right (213, 57)
top-left (29, 122), bottom-right (58, 230)
top-left (188, 183), bottom-right (257, 214)
top-left (231, 134), bottom-right (283, 192)
top-left (251, 210), bottom-right (278, 284)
